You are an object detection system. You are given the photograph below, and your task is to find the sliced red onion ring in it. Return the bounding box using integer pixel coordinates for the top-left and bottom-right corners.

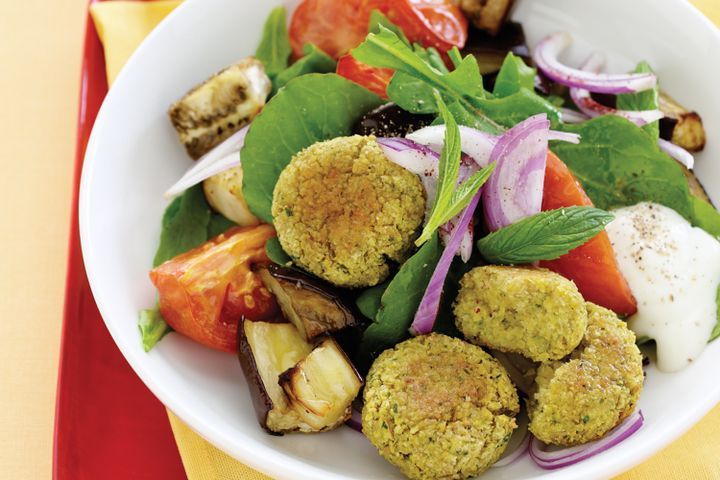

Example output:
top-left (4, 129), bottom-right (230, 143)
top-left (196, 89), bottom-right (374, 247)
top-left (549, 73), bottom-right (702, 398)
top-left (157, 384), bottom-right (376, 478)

top-left (410, 191), bottom-right (481, 335)
top-left (164, 125), bottom-right (249, 198)
top-left (560, 108), bottom-right (590, 124)
top-left (483, 114), bottom-right (550, 231)
top-left (569, 53), bottom-right (664, 126)
top-left (534, 32), bottom-right (657, 94)
top-left (529, 410), bottom-right (644, 470)
top-left (492, 410), bottom-right (530, 468)
top-left (407, 125), bottom-right (497, 167)
top-left (548, 131), bottom-right (581, 144)
top-left (658, 138), bottom-right (695, 170)
top-left (346, 408), bottom-right (363, 433)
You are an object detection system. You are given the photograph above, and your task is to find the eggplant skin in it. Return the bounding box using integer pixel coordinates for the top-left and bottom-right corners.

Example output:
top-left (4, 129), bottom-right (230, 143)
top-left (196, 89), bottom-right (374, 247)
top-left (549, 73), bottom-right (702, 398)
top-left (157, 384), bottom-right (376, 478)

top-left (258, 265), bottom-right (357, 340)
top-left (658, 92), bottom-right (706, 152)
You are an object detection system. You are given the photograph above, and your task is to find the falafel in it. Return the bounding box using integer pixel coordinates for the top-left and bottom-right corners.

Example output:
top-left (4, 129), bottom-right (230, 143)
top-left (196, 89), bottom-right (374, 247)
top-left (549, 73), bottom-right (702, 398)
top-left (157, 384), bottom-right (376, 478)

top-left (528, 302), bottom-right (644, 446)
top-left (272, 135), bottom-right (425, 288)
top-left (454, 266), bottom-right (588, 362)
top-left (362, 333), bottom-right (519, 480)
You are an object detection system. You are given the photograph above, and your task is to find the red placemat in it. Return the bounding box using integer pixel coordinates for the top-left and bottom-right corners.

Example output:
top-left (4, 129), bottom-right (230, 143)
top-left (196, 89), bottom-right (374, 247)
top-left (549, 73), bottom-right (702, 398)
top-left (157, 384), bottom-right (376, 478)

top-left (52, 2), bottom-right (187, 479)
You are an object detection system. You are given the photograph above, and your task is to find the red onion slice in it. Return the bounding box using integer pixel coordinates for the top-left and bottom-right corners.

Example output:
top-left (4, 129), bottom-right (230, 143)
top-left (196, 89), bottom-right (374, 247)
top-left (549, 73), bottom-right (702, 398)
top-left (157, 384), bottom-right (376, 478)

top-left (658, 138), bottom-right (695, 170)
top-left (483, 114), bottom-right (550, 231)
top-left (164, 125), bottom-right (249, 198)
top-left (534, 32), bottom-right (657, 94)
top-left (560, 108), bottom-right (590, 124)
top-left (407, 125), bottom-right (497, 168)
top-left (569, 53), bottom-right (664, 126)
top-left (548, 131), bottom-right (581, 144)
top-left (529, 410), bottom-right (644, 469)
top-left (410, 191), bottom-right (482, 336)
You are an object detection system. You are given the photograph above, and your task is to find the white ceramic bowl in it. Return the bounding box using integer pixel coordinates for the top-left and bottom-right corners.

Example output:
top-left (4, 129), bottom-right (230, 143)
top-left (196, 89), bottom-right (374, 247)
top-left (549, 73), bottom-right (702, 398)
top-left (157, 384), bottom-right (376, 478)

top-left (79, 0), bottom-right (720, 478)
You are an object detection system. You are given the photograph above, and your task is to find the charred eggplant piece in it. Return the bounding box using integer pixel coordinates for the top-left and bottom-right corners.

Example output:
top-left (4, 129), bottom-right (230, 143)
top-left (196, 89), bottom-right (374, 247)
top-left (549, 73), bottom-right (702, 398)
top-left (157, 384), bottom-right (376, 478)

top-left (457, 0), bottom-right (515, 36)
top-left (258, 265), bottom-right (356, 341)
top-left (279, 338), bottom-right (363, 431)
top-left (659, 92), bottom-right (706, 152)
top-left (238, 318), bottom-right (313, 434)
top-left (353, 103), bottom-right (434, 137)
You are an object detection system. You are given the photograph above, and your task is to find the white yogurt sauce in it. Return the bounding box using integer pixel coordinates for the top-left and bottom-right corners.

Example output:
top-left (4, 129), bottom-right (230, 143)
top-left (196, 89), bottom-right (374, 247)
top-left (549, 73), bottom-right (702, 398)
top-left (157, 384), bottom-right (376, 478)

top-left (605, 202), bottom-right (720, 372)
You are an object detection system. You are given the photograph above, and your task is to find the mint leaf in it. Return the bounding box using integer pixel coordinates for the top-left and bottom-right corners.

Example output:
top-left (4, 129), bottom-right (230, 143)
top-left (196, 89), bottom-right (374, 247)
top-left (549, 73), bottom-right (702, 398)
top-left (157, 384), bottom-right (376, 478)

top-left (445, 163), bottom-right (495, 219)
top-left (361, 233), bottom-right (442, 357)
top-left (138, 307), bottom-right (171, 352)
top-left (255, 7), bottom-right (292, 78)
top-left (477, 207), bottom-right (615, 264)
top-left (617, 61), bottom-right (659, 140)
top-left (265, 237), bottom-right (292, 266)
top-left (272, 44), bottom-right (336, 94)
top-left (493, 52), bottom-right (536, 98)
top-left (242, 74), bottom-right (382, 223)
top-left (153, 185), bottom-right (212, 267)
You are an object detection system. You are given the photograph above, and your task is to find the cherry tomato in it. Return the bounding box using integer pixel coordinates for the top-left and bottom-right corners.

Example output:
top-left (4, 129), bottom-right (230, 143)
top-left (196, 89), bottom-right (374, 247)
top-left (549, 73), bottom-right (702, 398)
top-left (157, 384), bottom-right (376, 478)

top-left (337, 54), bottom-right (394, 98)
top-left (289, 0), bottom-right (468, 60)
top-left (539, 152), bottom-right (637, 316)
top-left (150, 225), bottom-right (278, 353)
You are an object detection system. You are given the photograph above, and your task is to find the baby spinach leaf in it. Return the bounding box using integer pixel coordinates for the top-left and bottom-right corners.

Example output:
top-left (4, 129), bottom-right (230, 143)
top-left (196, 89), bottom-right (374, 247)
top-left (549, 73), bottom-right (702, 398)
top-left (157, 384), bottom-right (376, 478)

top-left (552, 115), bottom-right (694, 220)
top-left (493, 52), bottom-right (536, 98)
top-left (138, 306), bottom-right (171, 353)
top-left (361, 234), bottom-right (442, 357)
top-left (690, 196), bottom-right (720, 238)
top-left (242, 73), bottom-right (382, 223)
top-left (255, 7), bottom-right (292, 78)
top-left (265, 237), bottom-right (292, 266)
top-left (272, 44), bottom-right (336, 94)
top-left (153, 185), bottom-right (212, 267)
top-left (616, 61), bottom-right (659, 140)
top-left (477, 89), bottom-right (561, 128)
top-left (207, 213), bottom-right (237, 238)
top-left (356, 282), bottom-right (389, 321)
top-left (477, 207), bottom-right (615, 264)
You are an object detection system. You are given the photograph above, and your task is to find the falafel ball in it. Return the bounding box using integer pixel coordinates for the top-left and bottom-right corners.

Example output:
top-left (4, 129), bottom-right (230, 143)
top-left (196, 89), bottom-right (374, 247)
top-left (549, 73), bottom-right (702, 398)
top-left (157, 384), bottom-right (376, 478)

top-left (454, 266), bottom-right (587, 362)
top-left (272, 135), bottom-right (425, 288)
top-left (528, 302), bottom-right (644, 446)
top-left (362, 333), bottom-right (519, 480)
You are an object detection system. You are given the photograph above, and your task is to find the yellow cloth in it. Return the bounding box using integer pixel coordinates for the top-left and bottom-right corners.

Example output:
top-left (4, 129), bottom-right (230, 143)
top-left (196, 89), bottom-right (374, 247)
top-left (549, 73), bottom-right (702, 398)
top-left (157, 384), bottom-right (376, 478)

top-left (91, 1), bottom-right (720, 479)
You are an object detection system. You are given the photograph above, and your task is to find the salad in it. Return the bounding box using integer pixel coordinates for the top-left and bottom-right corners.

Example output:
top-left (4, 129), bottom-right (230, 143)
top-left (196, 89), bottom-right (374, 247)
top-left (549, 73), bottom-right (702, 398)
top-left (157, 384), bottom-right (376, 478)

top-left (138, 1), bottom-right (720, 478)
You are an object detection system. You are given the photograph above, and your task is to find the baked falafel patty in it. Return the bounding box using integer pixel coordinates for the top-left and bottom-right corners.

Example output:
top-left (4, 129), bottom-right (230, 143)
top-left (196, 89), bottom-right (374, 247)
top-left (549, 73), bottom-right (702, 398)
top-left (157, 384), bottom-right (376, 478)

top-left (362, 334), bottom-right (519, 480)
top-left (454, 266), bottom-right (588, 362)
top-left (272, 135), bottom-right (425, 288)
top-left (528, 303), bottom-right (644, 446)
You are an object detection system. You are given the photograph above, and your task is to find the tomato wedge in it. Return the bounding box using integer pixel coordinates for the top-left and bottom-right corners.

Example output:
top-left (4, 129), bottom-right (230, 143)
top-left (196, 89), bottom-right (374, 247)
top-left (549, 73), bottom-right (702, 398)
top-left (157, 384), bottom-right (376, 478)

top-left (337, 54), bottom-right (394, 98)
top-left (150, 225), bottom-right (278, 353)
top-left (289, 0), bottom-right (468, 60)
top-left (540, 152), bottom-right (638, 316)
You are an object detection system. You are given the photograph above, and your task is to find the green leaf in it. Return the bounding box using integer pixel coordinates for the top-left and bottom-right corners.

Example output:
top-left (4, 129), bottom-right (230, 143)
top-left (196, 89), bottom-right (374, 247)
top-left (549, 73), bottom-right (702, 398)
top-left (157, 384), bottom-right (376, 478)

top-left (255, 7), bottom-right (292, 78)
top-left (416, 93), bottom-right (462, 245)
top-left (477, 207), bottom-right (615, 264)
top-left (414, 45), bottom-right (449, 74)
top-left (242, 73), bottom-right (383, 223)
top-left (138, 306), bottom-right (171, 352)
top-left (445, 163), bottom-right (496, 219)
top-left (552, 115), bottom-right (695, 222)
top-left (386, 72), bottom-right (437, 113)
top-left (153, 185), bottom-right (211, 267)
top-left (207, 213), bottom-right (237, 238)
top-left (616, 61), bottom-right (659, 139)
top-left (265, 237), bottom-right (292, 266)
top-left (477, 89), bottom-right (561, 128)
top-left (493, 52), bottom-right (536, 98)
top-left (361, 233), bottom-right (442, 357)
top-left (272, 44), bottom-right (336, 94)
top-left (356, 282), bottom-right (389, 320)
top-left (689, 195), bottom-right (720, 238)
top-left (712, 284), bottom-right (720, 342)
top-left (352, 26), bottom-right (502, 134)
top-left (369, 10), bottom-right (409, 45)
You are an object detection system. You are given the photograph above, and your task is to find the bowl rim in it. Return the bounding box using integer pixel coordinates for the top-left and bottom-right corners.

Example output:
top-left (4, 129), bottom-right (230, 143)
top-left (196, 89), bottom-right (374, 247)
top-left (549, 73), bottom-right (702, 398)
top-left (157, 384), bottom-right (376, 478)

top-left (78, 0), bottom-right (720, 479)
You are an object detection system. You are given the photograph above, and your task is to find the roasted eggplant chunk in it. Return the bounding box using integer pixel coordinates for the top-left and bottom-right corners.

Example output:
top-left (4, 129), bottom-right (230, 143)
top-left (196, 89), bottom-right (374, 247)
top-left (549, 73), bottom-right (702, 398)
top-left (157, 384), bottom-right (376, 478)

top-left (353, 103), bottom-right (434, 137)
top-left (238, 318), bottom-right (362, 434)
top-left (258, 265), bottom-right (356, 341)
top-left (169, 58), bottom-right (271, 159)
top-left (659, 92), bottom-right (706, 152)
top-left (456, 0), bottom-right (515, 36)
top-left (280, 338), bottom-right (363, 431)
